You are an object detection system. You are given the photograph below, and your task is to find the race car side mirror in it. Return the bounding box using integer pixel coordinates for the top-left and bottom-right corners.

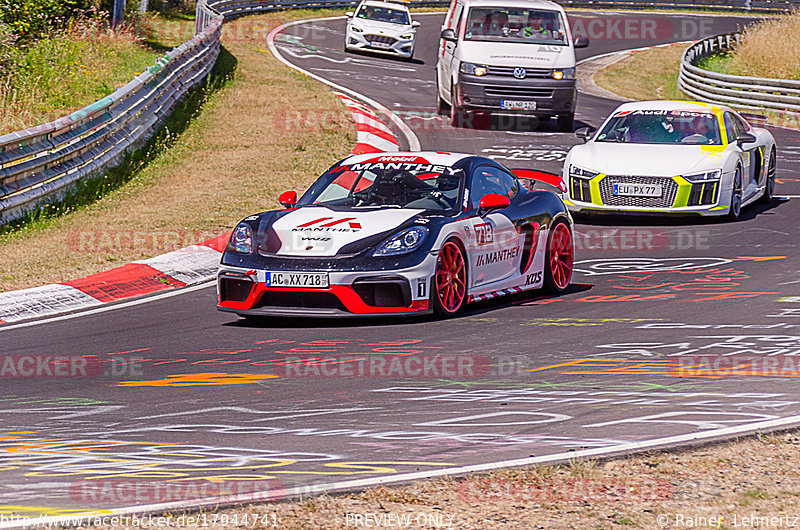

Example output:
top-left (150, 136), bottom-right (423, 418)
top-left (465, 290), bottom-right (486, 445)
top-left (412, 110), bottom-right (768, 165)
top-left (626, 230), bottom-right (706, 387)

top-left (278, 190), bottom-right (297, 209)
top-left (575, 126), bottom-right (595, 142)
top-left (736, 132), bottom-right (756, 148)
top-left (346, 11), bottom-right (354, 17)
top-left (478, 193), bottom-right (510, 215)
top-left (412, 21), bottom-right (421, 28)
top-left (574, 36), bottom-right (590, 48)
top-left (441, 29), bottom-right (457, 43)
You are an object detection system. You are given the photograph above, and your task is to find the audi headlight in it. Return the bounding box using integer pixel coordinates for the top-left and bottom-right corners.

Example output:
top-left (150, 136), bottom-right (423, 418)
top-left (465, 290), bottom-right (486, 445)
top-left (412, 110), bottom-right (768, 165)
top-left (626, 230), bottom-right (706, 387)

top-left (569, 164), bottom-right (600, 179)
top-left (460, 62), bottom-right (487, 76)
top-left (351, 25), bottom-right (364, 33)
top-left (230, 224), bottom-right (254, 254)
top-left (400, 32), bottom-right (414, 39)
top-left (373, 227), bottom-right (428, 257)
top-left (683, 169), bottom-right (721, 183)
top-left (553, 67), bottom-right (575, 80)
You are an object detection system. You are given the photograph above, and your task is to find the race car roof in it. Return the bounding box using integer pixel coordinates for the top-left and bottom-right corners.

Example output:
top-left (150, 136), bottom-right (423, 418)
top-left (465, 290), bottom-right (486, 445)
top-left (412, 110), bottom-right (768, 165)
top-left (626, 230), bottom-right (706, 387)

top-left (611, 100), bottom-right (729, 116)
top-left (341, 151), bottom-right (473, 167)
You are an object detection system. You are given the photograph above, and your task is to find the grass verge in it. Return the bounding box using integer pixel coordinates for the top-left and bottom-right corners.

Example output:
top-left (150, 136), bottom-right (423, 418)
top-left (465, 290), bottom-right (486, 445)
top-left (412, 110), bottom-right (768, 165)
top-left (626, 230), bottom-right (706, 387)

top-left (119, 430), bottom-right (800, 529)
top-left (592, 43), bottom-right (691, 102)
top-left (0, 11), bottom-right (355, 292)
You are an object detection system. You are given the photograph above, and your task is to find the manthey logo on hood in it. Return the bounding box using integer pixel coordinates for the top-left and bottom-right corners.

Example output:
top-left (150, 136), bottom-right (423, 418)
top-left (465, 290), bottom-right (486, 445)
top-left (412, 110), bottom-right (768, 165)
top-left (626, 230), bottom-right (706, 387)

top-left (270, 207), bottom-right (418, 257)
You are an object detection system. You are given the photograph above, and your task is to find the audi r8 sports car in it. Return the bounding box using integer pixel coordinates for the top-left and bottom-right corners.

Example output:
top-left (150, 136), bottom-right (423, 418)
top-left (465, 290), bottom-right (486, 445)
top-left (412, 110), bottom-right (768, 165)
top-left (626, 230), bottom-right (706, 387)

top-left (563, 101), bottom-right (776, 220)
top-left (217, 152), bottom-right (574, 318)
top-left (345, 0), bottom-right (420, 60)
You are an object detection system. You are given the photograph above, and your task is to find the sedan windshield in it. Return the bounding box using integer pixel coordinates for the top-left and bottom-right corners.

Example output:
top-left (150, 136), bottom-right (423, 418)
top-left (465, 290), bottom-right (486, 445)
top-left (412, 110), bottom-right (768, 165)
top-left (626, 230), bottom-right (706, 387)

top-left (356, 5), bottom-right (410, 25)
top-left (300, 164), bottom-right (465, 211)
top-left (464, 8), bottom-right (567, 45)
top-left (596, 110), bottom-right (723, 145)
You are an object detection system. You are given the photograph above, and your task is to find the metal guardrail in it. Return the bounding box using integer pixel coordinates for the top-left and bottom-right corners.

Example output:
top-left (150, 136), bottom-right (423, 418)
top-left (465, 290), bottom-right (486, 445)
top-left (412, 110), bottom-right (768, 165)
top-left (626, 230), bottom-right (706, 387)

top-left (0, 2), bottom-right (223, 224)
top-left (1, 0), bottom-right (798, 224)
top-left (679, 32), bottom-right (800, 113)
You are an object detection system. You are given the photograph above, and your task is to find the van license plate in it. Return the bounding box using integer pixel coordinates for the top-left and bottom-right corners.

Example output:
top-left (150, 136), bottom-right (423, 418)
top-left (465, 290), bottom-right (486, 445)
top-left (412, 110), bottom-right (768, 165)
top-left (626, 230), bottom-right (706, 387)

top-left (501, 100), bottom-right (536, 110)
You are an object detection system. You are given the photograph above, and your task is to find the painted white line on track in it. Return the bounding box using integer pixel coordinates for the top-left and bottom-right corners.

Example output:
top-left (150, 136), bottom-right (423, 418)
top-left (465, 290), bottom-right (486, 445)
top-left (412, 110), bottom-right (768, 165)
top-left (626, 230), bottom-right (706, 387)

top-left (267, 17), bottom-right (420, 151)
top-left (0, 281), bottom-right (214, 332)
top-left (8, 413), bottom-right (800, 530)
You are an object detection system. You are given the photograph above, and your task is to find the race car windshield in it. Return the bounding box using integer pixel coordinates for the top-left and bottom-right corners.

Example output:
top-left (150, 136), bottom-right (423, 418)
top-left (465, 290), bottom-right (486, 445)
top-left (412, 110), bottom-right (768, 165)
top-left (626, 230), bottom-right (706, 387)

top-left (464, 8), bottom-right (567, 45)
top-left (356, 5), bottom-right (410, 25)
top-left (301, 165), bottom-right (466, 211)
top-left (596, 111), bottom-right (723, 145)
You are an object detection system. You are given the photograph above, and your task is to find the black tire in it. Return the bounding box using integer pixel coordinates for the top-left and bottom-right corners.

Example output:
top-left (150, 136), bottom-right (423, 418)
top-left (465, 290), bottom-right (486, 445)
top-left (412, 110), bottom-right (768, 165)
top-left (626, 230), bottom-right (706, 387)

top-left (435, 76), bottom-right (449, 116)
top-left (431, 239), bottom-right (468, 316)
top-left (727, 166), bottom-right (743, 221)
top-left (760, 148), bottom-right (776, 204)
top-left (449, 101), bottom-right (464, 128)
top-left (556, 112), bottom-right (574, 132)
top-left (543, 219), bottom-right (574, 294)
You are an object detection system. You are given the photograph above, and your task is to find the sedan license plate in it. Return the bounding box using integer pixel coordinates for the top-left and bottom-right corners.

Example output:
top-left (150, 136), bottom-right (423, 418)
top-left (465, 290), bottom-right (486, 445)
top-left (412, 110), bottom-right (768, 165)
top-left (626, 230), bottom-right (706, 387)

top-left (501, 100), bottom-right (536, 110)
top-left (613, 183), bottom-right (663, 198)
top-left (265, 272), bottom-right (329, 289)
top-left (371, 41), bottom-right (391, 49)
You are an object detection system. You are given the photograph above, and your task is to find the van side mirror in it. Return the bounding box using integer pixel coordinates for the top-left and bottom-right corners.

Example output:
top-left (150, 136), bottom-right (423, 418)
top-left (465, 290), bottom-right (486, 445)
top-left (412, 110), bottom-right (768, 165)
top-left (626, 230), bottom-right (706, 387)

top-left (441, 29), bottom-right (457, 43)
top-left (278, 190), bottom-right (297, 209)
top-left (575, 126), bottom-right (596, 142)
top-left (574, 36), bottom-right (590, 48)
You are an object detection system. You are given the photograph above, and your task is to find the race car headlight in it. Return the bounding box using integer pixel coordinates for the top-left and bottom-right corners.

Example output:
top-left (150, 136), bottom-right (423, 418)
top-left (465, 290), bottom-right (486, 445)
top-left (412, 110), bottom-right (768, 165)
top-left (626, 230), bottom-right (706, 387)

top-left (231, 224), bottom-right (254, 254)
top-left (400, 32), bottom-right (414, 40)
top-left (553, 67), bottom-right (575, 80)
top-left (351, 25), bottom-right (364, 33)
top-left (683, 169), bottom-right (721, 183)
top-left (569, 164), bottom-right (600, 179)
top-left (373, 227), bottom-right (428, 257)
top-left (460, 62), bottom-right (487, 76)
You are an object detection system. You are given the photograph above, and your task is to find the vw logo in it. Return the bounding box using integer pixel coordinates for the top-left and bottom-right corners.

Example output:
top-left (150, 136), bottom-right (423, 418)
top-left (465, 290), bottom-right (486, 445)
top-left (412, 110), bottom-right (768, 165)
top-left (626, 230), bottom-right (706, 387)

top-left (513, 67), bottom-right (527, 79)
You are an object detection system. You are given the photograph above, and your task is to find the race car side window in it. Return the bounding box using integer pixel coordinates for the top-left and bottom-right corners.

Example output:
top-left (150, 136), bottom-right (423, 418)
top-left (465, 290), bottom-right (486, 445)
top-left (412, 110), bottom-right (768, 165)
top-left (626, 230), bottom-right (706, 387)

top-left (723, 112), bottom-right (738, 142)
top-left (470, 165), bottom-right (518, 208)
top-left (732, 113), bottom-right (751, 135)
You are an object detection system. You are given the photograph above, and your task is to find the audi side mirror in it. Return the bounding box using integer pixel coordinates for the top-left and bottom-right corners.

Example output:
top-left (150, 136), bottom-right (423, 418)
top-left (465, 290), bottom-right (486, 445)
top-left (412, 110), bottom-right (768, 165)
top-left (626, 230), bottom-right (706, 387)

top-left (575, 126), bottom-right (596, 142)
top-left (278, 190), bottom-right (297, 209)
top-left (737, 132), bottom-right (756, 148)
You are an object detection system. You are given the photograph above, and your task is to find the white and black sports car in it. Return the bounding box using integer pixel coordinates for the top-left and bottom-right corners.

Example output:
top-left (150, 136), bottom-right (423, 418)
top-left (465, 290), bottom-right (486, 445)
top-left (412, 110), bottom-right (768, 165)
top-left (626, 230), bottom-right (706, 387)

top-left (217, 151), bottom-right (574, 318)
top-left (564, 100), bottom-right (776, 220)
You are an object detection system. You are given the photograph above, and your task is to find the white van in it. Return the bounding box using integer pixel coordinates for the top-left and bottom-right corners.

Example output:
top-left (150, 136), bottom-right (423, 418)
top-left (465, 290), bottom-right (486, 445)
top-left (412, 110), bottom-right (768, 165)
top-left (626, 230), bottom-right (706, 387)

top-left (436, 0), bottom-right (588, 131)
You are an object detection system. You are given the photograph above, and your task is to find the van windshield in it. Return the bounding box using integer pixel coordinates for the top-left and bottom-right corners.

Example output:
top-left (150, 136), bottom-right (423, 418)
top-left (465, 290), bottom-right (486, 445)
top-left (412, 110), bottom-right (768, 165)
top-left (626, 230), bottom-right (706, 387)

top-left (463, 8), bottom-right (568, 45)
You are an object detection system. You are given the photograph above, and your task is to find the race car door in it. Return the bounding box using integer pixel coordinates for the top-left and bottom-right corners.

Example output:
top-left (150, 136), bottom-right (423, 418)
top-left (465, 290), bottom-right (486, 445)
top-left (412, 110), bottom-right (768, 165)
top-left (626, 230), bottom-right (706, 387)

top-left (466, 165), bottom-right (523, 290)
top-left (724, 111), bottom-right (756, 193)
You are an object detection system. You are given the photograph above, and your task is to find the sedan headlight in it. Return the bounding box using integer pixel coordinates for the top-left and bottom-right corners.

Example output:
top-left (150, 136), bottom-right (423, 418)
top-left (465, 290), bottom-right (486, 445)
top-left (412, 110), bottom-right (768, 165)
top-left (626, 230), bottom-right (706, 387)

top-left (460, 62), bottom-right (487, 76)
top-left (351, 25), bottom-right (364, 33)
top-left (683, 169), bottom-right (721, 183)
top-left (569, 164), bottom-right (600, 179)
top-left (373, 227), bottom-right (428, 257)
top-left (552, 67), bottom-right (575, 80)
top-left (400, 32), bottom-right (414, 40)
top-left (231, 224), bottom-right (254, 254)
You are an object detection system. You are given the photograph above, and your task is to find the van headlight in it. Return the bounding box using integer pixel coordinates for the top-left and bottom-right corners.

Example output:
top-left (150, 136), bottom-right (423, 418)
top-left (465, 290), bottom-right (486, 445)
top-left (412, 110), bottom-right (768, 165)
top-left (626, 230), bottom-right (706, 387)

top-left (373, 227), bottom-right (428, 256)
top-left (553, 67), bottom-right (575, 80)
top-left (460, 63), bottom-right (487, 76)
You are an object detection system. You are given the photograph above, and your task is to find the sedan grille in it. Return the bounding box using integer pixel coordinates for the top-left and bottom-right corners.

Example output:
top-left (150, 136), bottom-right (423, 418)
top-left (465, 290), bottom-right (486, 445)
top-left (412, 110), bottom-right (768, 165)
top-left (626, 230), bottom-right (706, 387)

top-left (365, 34), bottom-right (397, 45)
top-left (599, 175), bottom-right (678, 208)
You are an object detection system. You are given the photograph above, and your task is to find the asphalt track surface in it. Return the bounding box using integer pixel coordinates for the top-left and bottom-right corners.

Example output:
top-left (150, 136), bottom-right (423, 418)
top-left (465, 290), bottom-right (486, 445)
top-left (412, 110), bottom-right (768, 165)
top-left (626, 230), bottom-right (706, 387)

top-left (3, 10), bottom-right (800, 523)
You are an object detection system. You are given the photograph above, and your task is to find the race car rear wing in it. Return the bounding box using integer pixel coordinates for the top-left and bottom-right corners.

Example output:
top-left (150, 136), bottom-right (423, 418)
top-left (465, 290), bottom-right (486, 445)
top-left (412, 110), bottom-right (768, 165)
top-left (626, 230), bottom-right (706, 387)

top-left (512, 169), bottom-right (567, 193)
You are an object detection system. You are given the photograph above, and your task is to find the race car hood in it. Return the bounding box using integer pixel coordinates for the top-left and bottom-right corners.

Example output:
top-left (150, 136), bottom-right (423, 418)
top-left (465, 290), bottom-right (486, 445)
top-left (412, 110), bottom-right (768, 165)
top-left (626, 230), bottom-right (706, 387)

top-left (457, 41), bottom-right (576, 69)
top-left (266, 206), bottom-right (420, 257)
top-left (569, 142), bottom-right (725, 177)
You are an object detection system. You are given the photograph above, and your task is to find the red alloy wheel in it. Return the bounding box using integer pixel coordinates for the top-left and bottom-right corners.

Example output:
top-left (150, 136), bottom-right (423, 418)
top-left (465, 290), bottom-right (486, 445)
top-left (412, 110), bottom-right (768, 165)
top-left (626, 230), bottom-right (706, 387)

top-left (548, 222), bottom-right (573, 291)
top-left (435, 241), bottom-right (467, 314)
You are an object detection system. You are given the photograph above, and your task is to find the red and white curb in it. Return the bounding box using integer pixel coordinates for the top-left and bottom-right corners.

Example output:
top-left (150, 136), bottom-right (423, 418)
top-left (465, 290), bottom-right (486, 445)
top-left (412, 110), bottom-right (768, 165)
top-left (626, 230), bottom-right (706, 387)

top-left (0, 103), bottom-right (396, 325)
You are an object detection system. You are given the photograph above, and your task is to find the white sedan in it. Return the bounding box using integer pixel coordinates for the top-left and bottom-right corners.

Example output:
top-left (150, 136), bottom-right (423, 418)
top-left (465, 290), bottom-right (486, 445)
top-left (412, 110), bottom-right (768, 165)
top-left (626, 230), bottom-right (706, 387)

top-left (563, 100), bottom-right (776, 220)
top-left (345, 0), bottom-right (420, 60)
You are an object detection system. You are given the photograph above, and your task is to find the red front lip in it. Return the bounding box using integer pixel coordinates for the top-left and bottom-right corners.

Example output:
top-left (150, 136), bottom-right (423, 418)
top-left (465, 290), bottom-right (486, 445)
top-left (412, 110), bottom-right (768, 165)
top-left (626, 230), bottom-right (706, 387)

top-left (218, 282), bottom-right (428, 314)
